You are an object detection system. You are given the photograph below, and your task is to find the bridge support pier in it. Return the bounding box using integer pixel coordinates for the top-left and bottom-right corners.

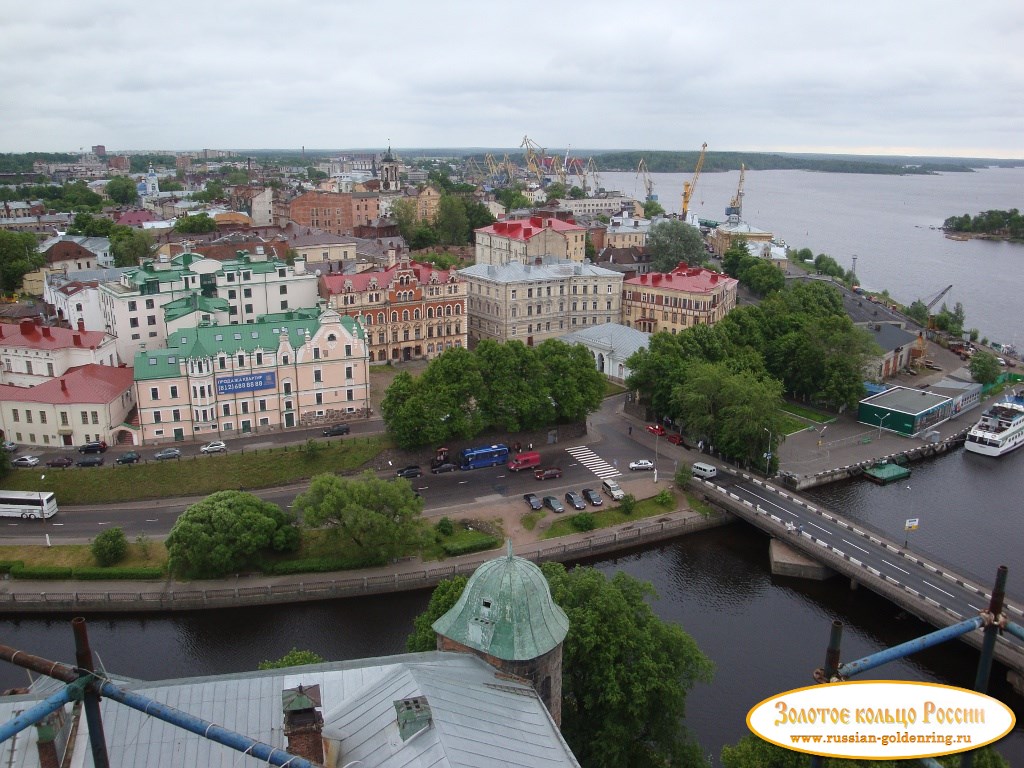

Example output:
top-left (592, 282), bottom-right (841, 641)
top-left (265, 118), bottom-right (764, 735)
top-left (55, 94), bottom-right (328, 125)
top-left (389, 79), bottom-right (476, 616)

top-left (1008, 670), bottom-right (1024, 697)
top-left (849, 578), bottom-right (858, 591)
top-left (769, 539), bottom-right (835, 581)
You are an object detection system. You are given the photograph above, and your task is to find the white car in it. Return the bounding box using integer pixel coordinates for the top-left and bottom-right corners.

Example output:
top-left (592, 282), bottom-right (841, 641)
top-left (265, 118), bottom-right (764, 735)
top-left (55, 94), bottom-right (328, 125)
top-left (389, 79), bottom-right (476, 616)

top-left (2, 440), bottom-right (17, 453)
top-left (12, 455), bottom-right (40, 468)
top-left (200, 441), bottom-right (227, 454)
top-left (629, 459), bottom-right (655, 471)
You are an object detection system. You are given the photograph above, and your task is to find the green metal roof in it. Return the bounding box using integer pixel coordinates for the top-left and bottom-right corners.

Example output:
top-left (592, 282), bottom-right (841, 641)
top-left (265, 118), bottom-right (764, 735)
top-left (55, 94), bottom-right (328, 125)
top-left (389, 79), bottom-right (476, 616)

top-left (432, 542), bottom-right (569, 661)
top-left (134, 310), bottom-right (364, 380)
top-left (162, 292), bottom-right (230, 322)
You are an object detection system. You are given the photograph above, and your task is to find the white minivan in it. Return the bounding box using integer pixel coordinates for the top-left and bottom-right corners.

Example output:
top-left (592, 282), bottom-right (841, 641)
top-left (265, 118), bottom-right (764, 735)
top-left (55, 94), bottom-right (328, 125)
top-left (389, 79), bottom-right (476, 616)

top-left (691, 462), bottom-right (717, 480)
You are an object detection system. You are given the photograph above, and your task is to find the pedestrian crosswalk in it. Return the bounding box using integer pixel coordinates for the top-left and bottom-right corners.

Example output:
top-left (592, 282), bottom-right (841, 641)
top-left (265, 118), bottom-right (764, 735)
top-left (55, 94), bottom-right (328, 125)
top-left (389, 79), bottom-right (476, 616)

top-left (565, 445), bottom-right (622, 479)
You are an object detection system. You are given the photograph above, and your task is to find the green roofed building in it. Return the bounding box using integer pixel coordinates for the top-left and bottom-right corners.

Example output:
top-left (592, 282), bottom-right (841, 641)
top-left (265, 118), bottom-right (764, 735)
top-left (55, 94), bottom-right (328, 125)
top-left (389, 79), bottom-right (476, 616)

top-left (433, 541), bottom-right (570, 725)
top-left (131, 307), bottom-right (368, 445)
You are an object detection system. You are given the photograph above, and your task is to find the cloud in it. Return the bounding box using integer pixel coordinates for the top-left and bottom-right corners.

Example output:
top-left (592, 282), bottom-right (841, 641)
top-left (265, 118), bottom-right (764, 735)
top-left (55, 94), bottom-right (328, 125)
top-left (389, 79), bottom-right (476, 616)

top-left (1, 0), bottom-right (1022, 157)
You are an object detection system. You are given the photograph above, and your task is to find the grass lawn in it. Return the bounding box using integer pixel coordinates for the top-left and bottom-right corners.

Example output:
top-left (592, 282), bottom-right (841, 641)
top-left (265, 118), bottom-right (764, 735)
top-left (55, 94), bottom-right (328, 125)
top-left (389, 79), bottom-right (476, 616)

top-left (778, 413), bottom-right (812, 436)
top-left (603, 380), bottom-right (628, 398)
top-left (780, 402), bottom-right (835, 423)
top-left (544, 491), bottom-right (681, 538)
top-left (4, 437), bottom-right (388, 505)
top-left (0, 542), bottom-right (168, 571)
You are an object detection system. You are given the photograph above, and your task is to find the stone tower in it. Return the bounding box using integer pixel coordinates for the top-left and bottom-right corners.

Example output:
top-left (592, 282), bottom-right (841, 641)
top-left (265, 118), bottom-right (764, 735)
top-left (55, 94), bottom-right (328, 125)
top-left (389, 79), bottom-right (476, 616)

top-left (379, 146), bottom-right (400, 192)
top-left (432, 541), bottom-right (570, 725)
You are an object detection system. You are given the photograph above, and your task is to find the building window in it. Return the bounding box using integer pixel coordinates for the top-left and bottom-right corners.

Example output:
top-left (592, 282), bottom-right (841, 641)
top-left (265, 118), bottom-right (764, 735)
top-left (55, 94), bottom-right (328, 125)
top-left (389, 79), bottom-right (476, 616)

top-left (47, 362), bottom-right (54, 376)
top-left (91, 411), bottom-right (99, 424)
top-left (25, 411), bottom-right (32, 424)
top-left (243, 288), bottom-right (252, 298)
top-left (128, 300), bottom-right (137, 312)
top-left (60, 411), bottom-right (68, 426)
top-left (237, 354), bottom-right (245, 366)
top-left (145, 298), bottom-right (155, 309)
top-left (223, 403), bottom-right (231, 416)
top-left (315, 392), bottom-right (323, 405)
top-left (11, 409), bottom-right (18, 422)
top-left (81, 411), bottom-right (89, 425)
top-left (347, 389), bottom-right (354, 401)
top-left (170, 385), bottom-right (178, 398)
top-left (150, 387), bottom-right (159, 400)
top-left (314, 369), bottom-right (322, 383)
top-left (172, 409), bottom-right (180, 421)
top-left (25, 361), bottom-right (33, 375)
top-left (241, 402), bottom-right (249, 414)
top-left (284, 381), bottom-right (292, 394)
top-left (154, 411), bottom-right (162, 423)
top-left (255, 352), bottom-right (263, 365)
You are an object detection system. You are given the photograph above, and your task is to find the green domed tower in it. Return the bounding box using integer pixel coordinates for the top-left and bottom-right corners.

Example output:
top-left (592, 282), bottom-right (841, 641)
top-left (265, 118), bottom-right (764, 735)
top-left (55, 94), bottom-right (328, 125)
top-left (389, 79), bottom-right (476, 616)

top-left (433, 541), bottom-right (570, 725)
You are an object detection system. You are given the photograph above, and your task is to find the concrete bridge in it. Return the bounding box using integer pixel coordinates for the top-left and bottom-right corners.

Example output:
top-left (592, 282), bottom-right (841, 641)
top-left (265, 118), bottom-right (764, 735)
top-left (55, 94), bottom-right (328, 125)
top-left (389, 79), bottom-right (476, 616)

top-left (696, 469), bottom-right (1024, 694)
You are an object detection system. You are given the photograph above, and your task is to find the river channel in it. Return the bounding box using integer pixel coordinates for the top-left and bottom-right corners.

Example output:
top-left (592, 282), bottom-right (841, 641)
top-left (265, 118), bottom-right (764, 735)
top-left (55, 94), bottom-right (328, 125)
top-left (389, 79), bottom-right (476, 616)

top-left (2, 167), bottom-right (1022, 764)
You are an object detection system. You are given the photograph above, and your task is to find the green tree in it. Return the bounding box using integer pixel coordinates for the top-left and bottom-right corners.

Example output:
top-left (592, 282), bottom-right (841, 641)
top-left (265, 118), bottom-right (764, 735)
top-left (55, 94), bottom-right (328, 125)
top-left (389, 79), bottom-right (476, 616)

top-left (306, 167), bottom-right (328, 182)
top-left (174, 213), bottom-right (217, 234)
top-left (434, 194), bottom-right (470, 245)
top-left (165, 491), bottom-right (299, 578)
top-left (642, 199), bottom-right (666, 218)
top-left (542, 563), bottom-right (713, 768)
top-left (0, 230), bottom-right (44, 292)
top-left (292, 472), bottom-right (429, 563)
top-left (535, 339), bottom-right (606, 424)
top-left (568, 185), bottom-right (586, 199)
top-left (905, 299), bottom-right (930, 326)
top-left (68, 212), bottom-right (115, 237)
top-left (258, 648), bottom-right (326, 670)
top-left (813, 253), bottom-right (846, 279)
top-left (109, 227), bottom-right (153, 267)
top-left (91, 526), bottom-right (128, 566)
top-left (544, 181), bottom-right (568, 200)
top-left (474, 339), bottom-right (553, 431)
top-left (969, 351), bottom-right (1002, 385)
top-left (647, 219), bottom-right (706, 272)
top-left (496, 186), bottom-right (532, 212)
top-left (405, 575), bottom-right (468, 651)
top-left (193, 180), bottom-right (226, 203)
top-left (742, 260), bottom-right (786, 296)
top-left (105, 176), bottom-right (138, 205)
top-left (464, 200), bottom-right (496, 239)
top-left (389, 198), bottom-right (417, 242)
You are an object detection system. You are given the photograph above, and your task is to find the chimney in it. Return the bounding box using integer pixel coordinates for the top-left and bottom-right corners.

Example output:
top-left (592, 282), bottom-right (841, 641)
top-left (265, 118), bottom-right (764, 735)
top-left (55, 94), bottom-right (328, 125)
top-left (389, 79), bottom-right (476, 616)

top-left (73, 334), bottom-right (82, 347)
top-left (42, 325), bottom-right (52, 338)
top-left (395, 697), bottom-right (433, 742)
top-left (34, 316), bottom-right (42, 326)
top-left (34, 709), bottom-right (66, 768)
top-left (20, 319), bottom-right (34, 334)
top-left (282, 685), bottom-right (325, 764)
top-left (77, 318), bottom-right (85, 332)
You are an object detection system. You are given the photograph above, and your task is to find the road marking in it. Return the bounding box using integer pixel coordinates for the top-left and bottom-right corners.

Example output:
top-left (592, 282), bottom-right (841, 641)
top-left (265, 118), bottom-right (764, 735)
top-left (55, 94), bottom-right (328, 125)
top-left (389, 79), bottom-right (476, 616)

top-left (97, 521), bottom-right (111, 526)
top-left (968, 604), bottom-right (982, 612)
top-left (923, 580), bottom-right (956, 599)
top-left (458, 480), bottom-right (469, 484)
top-left (842, 539), bottom-right (870, 554)
top-left (882, 560), bottom-right (910, 575)
top-left (146, 519), bottom-right (157, 522)
top-left (807, 521), bottom-right (829, 534)
top-left (565, 446), bottom-right (621, 479)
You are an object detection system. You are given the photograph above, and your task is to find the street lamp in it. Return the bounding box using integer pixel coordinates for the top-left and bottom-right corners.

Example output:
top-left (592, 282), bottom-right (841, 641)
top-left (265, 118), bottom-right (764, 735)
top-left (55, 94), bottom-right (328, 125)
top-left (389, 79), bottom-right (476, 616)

top-left (762, 428), bottom-right (772, 476)
top-left (877, 412), bottom-right (890, 439)
top-left (653, 430), bottom-right (660, 483)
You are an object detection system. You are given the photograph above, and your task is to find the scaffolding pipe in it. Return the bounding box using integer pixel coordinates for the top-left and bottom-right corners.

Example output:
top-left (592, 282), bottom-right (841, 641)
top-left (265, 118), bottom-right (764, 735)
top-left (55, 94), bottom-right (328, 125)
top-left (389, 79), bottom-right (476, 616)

top-left (0, 681), bottom-right (84, 743)
top-left (74, 617), bottom-right (110, 768)
top-left (839, 617), bottom-right (983, 678)
top-left (1004, 621), bottom-right (1024, 643)
top-left (962, 566), bottom-right (1008, 768)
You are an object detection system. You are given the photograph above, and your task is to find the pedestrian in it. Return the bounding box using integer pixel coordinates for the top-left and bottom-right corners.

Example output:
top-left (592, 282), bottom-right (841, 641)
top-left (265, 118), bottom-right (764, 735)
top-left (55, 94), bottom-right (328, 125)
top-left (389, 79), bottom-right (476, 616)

top-left (628, 425), bottom-right (632, 436)
top-left (528, 442), bottom-right (533, 450)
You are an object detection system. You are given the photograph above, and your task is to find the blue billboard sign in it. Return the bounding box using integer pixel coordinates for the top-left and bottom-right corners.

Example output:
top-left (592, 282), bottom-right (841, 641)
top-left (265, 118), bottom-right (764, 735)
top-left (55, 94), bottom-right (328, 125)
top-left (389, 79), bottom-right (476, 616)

top-left (216, 372), bottom-right (277, 395)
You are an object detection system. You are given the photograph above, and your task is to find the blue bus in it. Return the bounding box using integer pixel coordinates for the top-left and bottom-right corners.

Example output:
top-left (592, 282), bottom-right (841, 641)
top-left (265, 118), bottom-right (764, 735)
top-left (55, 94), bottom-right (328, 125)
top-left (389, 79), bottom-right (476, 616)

top-left (459, 444), bottom-right (510, 470)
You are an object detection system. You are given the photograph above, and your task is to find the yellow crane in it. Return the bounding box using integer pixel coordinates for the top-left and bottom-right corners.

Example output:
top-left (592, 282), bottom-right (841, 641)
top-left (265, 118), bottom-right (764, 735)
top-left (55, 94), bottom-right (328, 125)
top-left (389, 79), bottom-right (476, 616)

top-left (584, 157), bottom-right (602, 195)
top-left (725, 162), bottom-right (746, 219)
top-left (681, 142), bottom-right (707, 219)
top-left (520, 135), bottom-right (546, 184)
top-left (464, 157), bottom-right (485, 184)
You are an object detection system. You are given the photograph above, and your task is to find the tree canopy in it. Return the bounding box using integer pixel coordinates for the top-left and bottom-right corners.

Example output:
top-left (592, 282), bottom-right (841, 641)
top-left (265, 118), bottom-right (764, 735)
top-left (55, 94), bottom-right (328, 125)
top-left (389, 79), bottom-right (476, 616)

top-left (406, 574), bottom-right (468, 652)
top-left (721, 735), bottom-right (1009, 768)
top-left (105, 175), bottom-right (138, 205)
top-left (647, 218), bottom-right (706, 272)
top-left (0, 230), bottom-right (43, 292)
top-left (943, 208), bottom-right (1024, 240)
top-left (165, 490), bottom-right (299, 578)
top-left (969, 350), bottom-right (1002, 385)
top-left (174, 212), bottom-right (218, 233)
top-left (292, 472), bottom-right (429, 563)
top-left (380, 340), bottom-right (606, 449)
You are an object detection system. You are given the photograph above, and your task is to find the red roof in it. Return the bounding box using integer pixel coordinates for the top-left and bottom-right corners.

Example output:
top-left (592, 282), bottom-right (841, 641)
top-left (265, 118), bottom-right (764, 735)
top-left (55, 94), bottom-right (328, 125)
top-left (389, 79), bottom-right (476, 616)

top-left (625, 264), bottom-right (738, 293)
top-left (319, 260), bottom-right (460, 295)
top-left (0, 320), bottom-right (107, 350)
top-left (115, 210), bottom-right (158, 226)
top-left (476, 216), bottom-right (584, 241)
top-left (0, 364), bottom-right (133, 405)
top-left (44, 240), bottom-right (94, 265)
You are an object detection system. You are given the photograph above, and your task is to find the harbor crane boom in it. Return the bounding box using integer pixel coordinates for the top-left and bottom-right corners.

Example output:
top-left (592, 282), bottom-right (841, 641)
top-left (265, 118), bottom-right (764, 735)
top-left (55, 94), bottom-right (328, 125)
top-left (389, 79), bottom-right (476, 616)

top-left (681, 142), bottom-right (707, 218)
top-left (636, 158), bottom-right (655, 202)
top-left (924, 284), bottom-right (954, 312)
top-left (725, 162), bottom-right (746, 219)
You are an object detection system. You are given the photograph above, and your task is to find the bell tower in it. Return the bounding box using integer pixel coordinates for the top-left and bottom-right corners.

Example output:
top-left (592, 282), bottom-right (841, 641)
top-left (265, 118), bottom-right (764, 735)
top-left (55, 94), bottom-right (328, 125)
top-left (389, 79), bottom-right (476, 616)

top-left (379, 145), bottom-right (400, 192)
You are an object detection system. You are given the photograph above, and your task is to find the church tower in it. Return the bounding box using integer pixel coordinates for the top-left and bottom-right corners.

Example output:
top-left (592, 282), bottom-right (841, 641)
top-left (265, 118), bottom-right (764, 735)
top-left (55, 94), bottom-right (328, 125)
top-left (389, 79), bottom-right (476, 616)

top-left (432, 541), bottom-right (570, 725)
top-left (145, 165), bottom-right (159, 196)
top-left (379, 145), bottom-right (400, 192)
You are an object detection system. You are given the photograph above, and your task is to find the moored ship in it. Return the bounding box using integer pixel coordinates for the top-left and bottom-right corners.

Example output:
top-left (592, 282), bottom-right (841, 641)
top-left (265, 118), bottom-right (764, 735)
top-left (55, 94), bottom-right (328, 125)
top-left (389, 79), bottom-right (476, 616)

top-left (964, 394), bottom-right (1024, 457)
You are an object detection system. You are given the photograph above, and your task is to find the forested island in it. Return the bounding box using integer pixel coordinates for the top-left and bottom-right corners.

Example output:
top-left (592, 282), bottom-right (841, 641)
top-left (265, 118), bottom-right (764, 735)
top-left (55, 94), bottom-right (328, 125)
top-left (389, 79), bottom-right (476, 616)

top-left (943, 209), bottom-right (1024, 241)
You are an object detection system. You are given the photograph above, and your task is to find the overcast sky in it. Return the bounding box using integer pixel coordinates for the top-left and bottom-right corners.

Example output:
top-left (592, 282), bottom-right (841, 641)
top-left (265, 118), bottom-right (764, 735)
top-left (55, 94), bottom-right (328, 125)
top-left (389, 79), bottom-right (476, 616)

top-left (3, 0), bottom-right (1022, 158)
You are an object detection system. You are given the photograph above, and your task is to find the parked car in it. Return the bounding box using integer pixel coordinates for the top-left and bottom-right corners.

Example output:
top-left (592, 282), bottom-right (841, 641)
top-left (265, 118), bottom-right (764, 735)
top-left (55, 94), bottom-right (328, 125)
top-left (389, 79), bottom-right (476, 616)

top-left (629, 459), bottom-right (655, 471)
top-left (395, 465), bottom-right (423, 479)
top-left (666, 434), bottom-right (687, 446)
top-left (78, 441), bottom-right (108, 454)
top-left (76, 456), bottom-right (105, 467)
top-left (116, 451), bottom-right (141, 465)
top-left (153, 448), bottom-right (182, 461)
top-left (46, 456), bottom-right (74, 468)
top-left (646, 424), bottom-right (666, 436)
top-left (200, 441), bottom-right (227, 454)
top-left (543, 496), bottom-right (565, 513)
top-left (564, 491), bottom-right (586, 511)
top-left (534, 467), bottom-right (563, 481)
top-left (431, 462), bottom-right (458, 474)
top-left (581, 488), bottom-right (603, 506)
top-left (322, 423), bottom-right (351, 437)
top-left (2, 440), bottom-right (18, 453)
top-left (12, 455), bottom-right (40, 468)
top-left (523, 493), bottom-right (543, 510)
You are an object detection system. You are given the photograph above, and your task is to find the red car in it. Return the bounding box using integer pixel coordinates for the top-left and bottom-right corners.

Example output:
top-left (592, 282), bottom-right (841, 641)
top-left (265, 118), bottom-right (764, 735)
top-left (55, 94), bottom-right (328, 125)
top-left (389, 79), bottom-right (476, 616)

top-left (646, 424), bottom-right (666, 436)
top-left (666, 434), bottom-right (686, 446)
top-left (534, 467), bottom-right (563, 481)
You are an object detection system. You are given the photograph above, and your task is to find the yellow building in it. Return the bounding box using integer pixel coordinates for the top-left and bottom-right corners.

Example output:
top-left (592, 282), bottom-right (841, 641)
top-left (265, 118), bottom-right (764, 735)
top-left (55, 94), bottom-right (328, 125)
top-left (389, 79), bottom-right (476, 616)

top-left (622, 264), bottom-right (738, 334)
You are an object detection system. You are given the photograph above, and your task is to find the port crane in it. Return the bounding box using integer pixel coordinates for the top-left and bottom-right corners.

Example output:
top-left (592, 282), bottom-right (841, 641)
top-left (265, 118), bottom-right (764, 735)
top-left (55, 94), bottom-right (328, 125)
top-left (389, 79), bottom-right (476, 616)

top-left (636, 158), bottom-right (656, 202)
top-left (725, 162), bottom-right (746, 219)
top-left (681, 142), bottom-right (707, 219)
top-left (520, 135), bottom-right (546, 184)
top-left (582, 157), bottom-right (602, 195)
top-left (922, 284), bottom-right (954, 330)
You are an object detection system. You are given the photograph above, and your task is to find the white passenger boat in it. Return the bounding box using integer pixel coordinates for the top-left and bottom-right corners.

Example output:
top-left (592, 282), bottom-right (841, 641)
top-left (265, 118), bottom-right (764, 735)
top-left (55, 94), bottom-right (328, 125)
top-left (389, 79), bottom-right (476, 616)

top-left (964, 395), bottom-right (1024, 457)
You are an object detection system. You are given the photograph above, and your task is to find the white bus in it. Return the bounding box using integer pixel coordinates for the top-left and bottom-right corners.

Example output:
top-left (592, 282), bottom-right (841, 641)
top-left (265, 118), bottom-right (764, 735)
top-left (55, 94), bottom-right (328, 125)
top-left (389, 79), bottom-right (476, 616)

top-left (0, 490), bottom-right (58, 520)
